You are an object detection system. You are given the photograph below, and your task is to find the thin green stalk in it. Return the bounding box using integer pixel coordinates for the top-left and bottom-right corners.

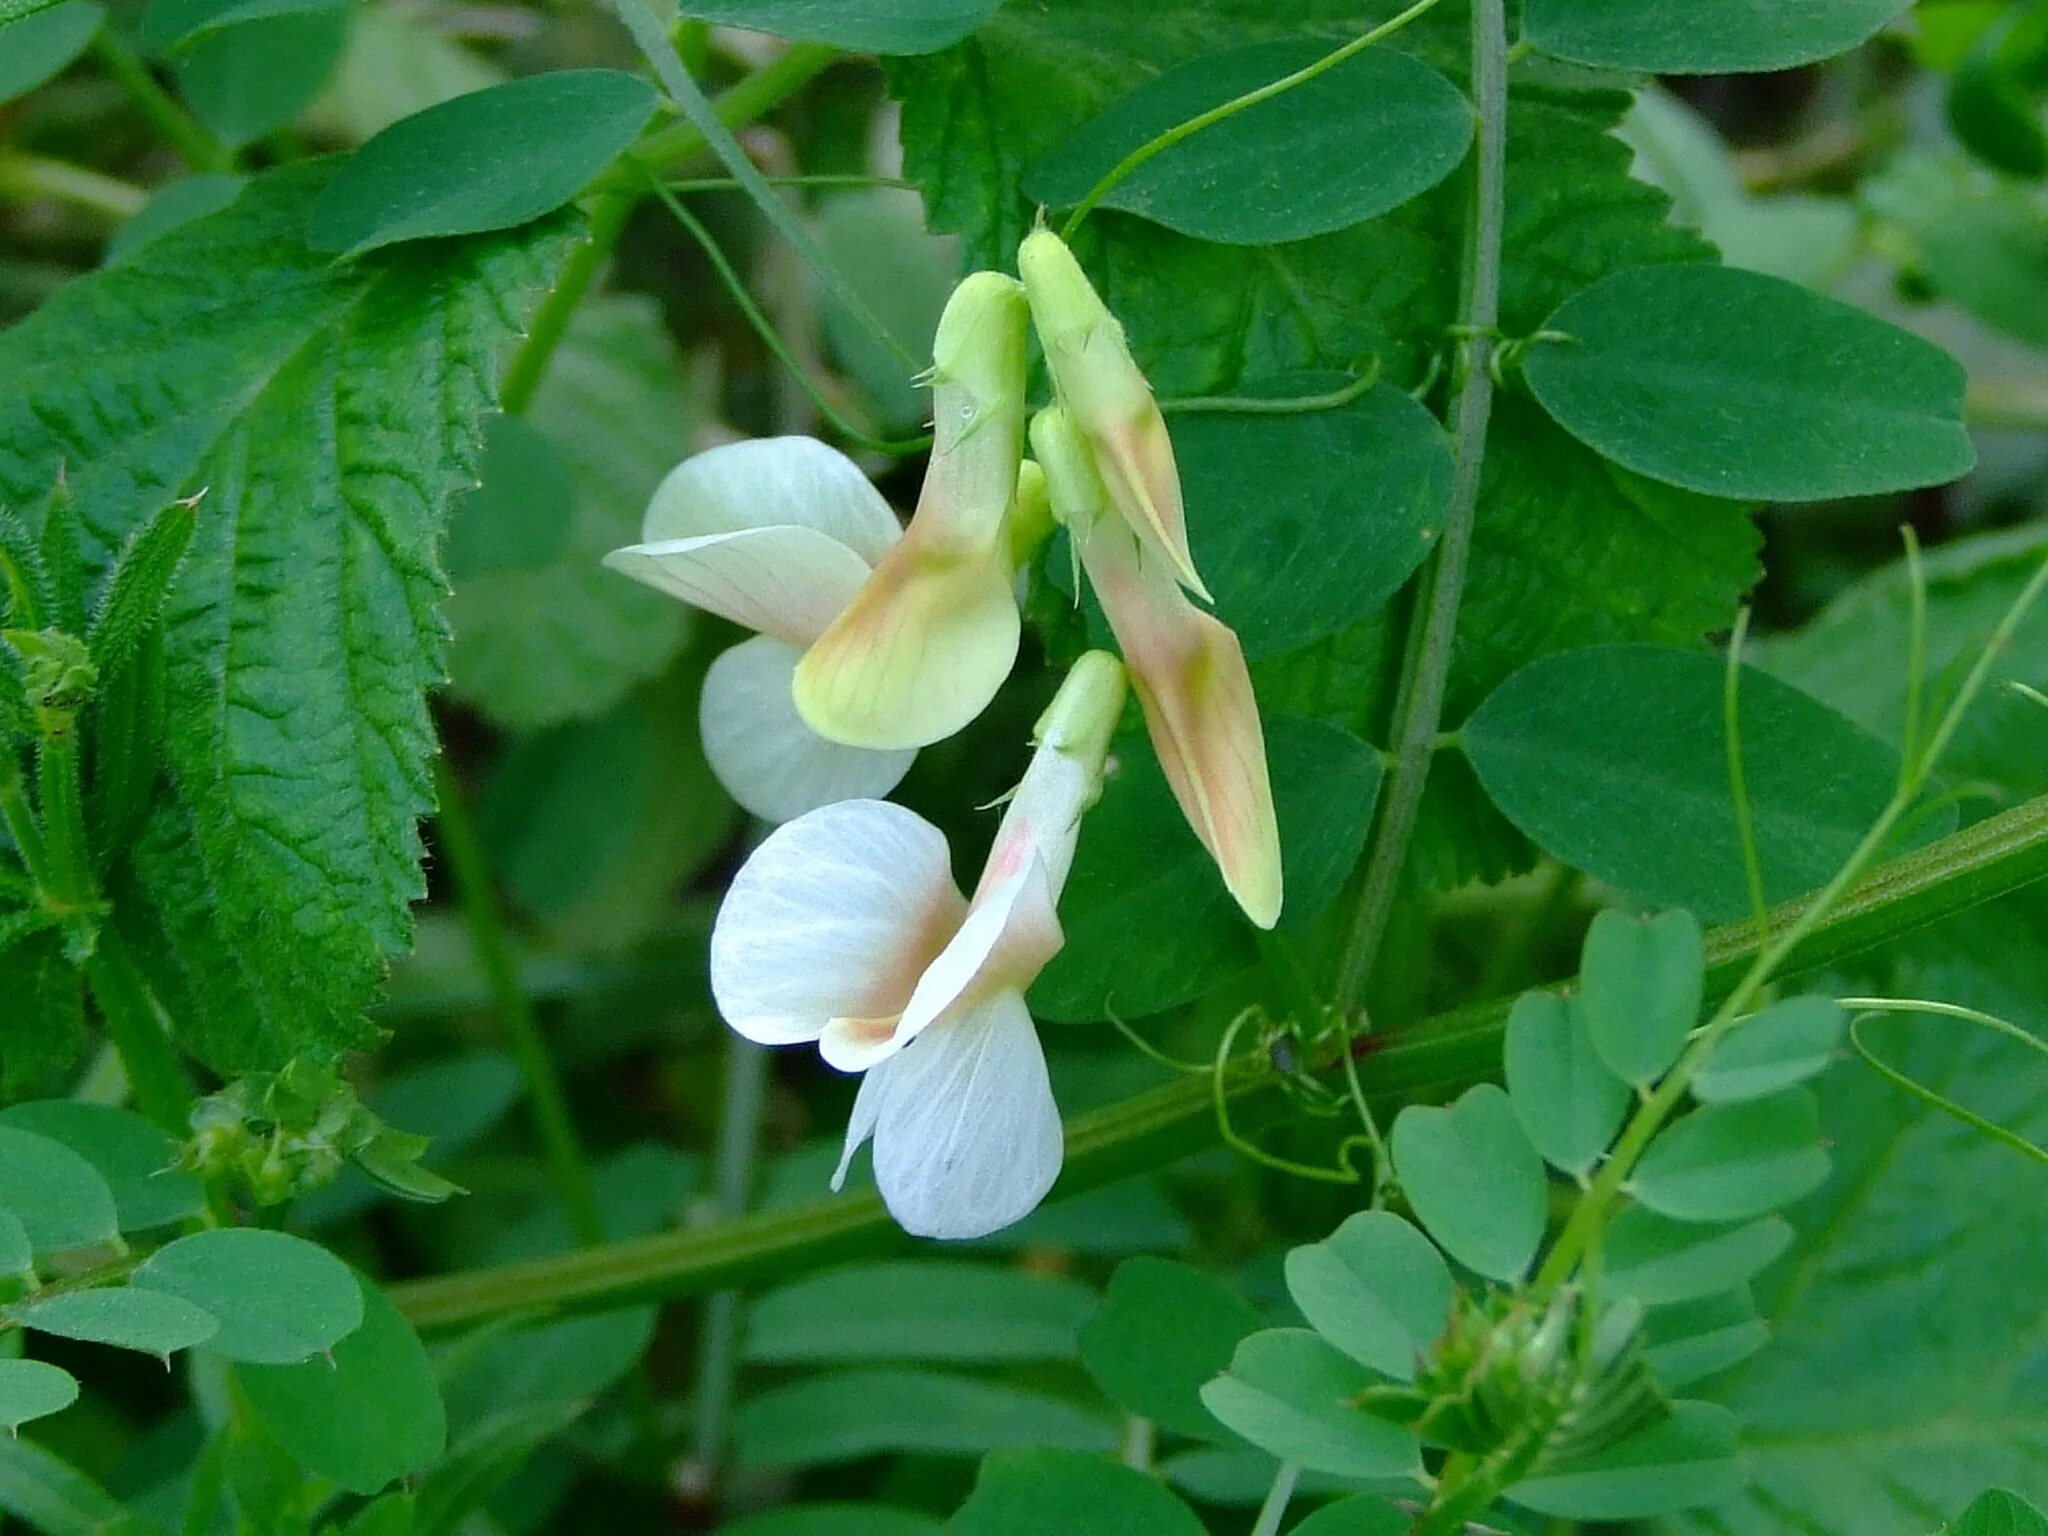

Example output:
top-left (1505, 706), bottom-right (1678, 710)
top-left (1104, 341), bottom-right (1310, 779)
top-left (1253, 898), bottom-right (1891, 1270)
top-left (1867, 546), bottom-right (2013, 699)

top-left (89, 33), bottom-right (232, 173)
top-left (390, 786), bottom-right (2048, 1332)
top-left (0, 765), bottom-right (55, 896)
top-left (1058, 0), bottom-right (1450, 236)
top-left (497, 44), bottom-right (838, 417)
top-left (1161, 365), bottom-right (1381, 417)
top-left (1899, 527), bottom-right (1928, 777)
top-left (1249, 1463), bottom-right (1300, 1536)
top-left (1724, 609), bottom-right (1770, 935)
top-left (83, 927), bottom-right (192, 1134)
top-left (610, 1), bottom-right (915, 371)
top-left (1842, 997), bottom-right (2048, 1169)
top-left (0, 154), bottom-right (147, 222)
top-left (1332, 0), bottom-right (1508, 1012)
top-left (431, 759), bottom-right (604, 1248)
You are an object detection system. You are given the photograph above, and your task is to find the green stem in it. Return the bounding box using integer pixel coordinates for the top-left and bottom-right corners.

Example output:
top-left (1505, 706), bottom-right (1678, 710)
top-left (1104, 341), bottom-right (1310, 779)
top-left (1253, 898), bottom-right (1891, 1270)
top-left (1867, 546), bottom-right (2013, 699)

top-left (1331, 0), bottom-right (1508, 1012)
top-left (0, 764), bottom-right (55, 895)
top-left (89, 33), bottom-right (232, 173)
top-left (1058, 0), bottom-right (1450, 236)
top-left (0, 154), bottom-right (148, 222)
top-left (1966, 379), bottom-right (2048, 433)
top-left (497, 44), bottom-right (838, 417)
top-left (1249, 1462), bottom-right (1300, 1536)
top-left (390, 788), bottom-right (2048, 1332)
top-left (431, 759), bottom-right (604, 1248)
top-left (36, 735), bottom-right (92, 908)
top-left (84, 927), bottom-right (192, 1133)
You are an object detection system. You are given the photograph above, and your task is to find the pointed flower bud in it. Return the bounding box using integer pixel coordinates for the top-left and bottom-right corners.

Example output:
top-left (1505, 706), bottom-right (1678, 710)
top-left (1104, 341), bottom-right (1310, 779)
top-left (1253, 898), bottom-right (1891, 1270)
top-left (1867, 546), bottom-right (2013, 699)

top-left (709, 652), bottom-right (1127, 1241)
top-left (1018, 228), bottom-right (1206, 600)
top-left (1032, 407), bottom-right (1282, 929)
top-left (794, 272), bottom-right (1031, 752)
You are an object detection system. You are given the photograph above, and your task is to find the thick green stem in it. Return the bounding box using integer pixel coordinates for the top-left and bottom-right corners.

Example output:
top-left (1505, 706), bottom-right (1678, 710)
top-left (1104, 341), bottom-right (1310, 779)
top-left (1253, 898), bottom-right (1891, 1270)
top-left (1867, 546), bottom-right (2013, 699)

top-left (0, 154), bottom-right (148, 222)
top-left (390, 789), bottom-right (2048, 1332)
top-left (84, 928), bottom-right (192, 1133)
top-left (1249, 1463), bottom-right (1300, 1536)
top-left (36, 735), bottom-right (92, 909)
top-left (431, 759), bottom-right (604, 1248)
top-left (89, 33), bottom-right (232, 173)
top-left (1332, 0), bottom-right (1509, 1011)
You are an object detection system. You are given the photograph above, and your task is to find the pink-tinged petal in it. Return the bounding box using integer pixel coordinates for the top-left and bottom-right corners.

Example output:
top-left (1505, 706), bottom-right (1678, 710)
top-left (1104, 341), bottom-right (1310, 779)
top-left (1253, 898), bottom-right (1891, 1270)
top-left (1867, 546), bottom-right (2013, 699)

top-left (603, 526), bottom-right (871, 646)
top-left (711, 799), bottom-right (966, 1046)
top-left (1018, 229), bottom-right (1206, 599)
top-left (699, 636), bottom-right (915, 824)
top-left (838, 989), bottom-right (1063, 1241)
top-left (643, 436), bottom-right (901, 564)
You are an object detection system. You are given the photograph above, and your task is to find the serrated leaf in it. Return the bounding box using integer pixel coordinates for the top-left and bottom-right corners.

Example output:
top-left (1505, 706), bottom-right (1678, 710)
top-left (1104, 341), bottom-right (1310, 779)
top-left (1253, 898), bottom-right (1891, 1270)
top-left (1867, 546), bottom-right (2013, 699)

top-left (1027, 39), bottom-right (1471, 245)
top-left (1079, 1257), bottom-right (1259, 1441)
top-left (133, 1228), bottom-right (364, 1364)
top-left (1693, 995), bottom-right (1844, 1104)
top-left (1504, 989), bottom-right (1632, 1175)
top-left (306, 71), bottom-right (656, 256)
top-left (949, 1448), bottom-right (1206, 1536)
top-left (1603, 1206), bottom-right (1793, 1307)
top-left (1633, 1090), bottom-right (1831, 1223)
top-left (0, 935), bottom-right (84, 1097)
top-left (743, 1261), bottom-right (1095, 1364)
top-left (1523, 264), bottom-right (1973, 502)
top-left (0, 1360), bottom-right (78, 1431)
top-left (1525, 0), bottom-right (1912, 73)
top-left (1390, 1084), bottom-right (1548, 1282)
top-left (1199, 1329), bottom-right (1422, 1480)
top-left (1577, 908), bottom-right (1705, 1088)
top-left (236, 1274), bottom-right (446, 1494)
top-left (732, 1369), bottom-right (1116, 1469)
top-left (7, 1288), bottom-right (219, 1356)
top-left (1508, 1400), bottom-right (1741, 1518)
top-left (0, 1127), bottom-right (119, 1255)
top-left (0, 1), bottom-right (103, 105)
top-left (674, 0), bottom-right (1001, 53)
top-left (1462, 644), bottom-right (1935, 923)
top-left (0, 165), bottom-right (577, 1070)
top-left (1283, 1212), bottom-right (1452, 1381)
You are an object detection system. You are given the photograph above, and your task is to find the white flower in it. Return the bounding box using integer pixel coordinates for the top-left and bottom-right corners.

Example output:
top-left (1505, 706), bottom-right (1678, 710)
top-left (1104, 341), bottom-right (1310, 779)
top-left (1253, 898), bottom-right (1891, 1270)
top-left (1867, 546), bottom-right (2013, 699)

top-left (709, 652), bottom-right (1128, 1240)
top-left (603, 436), bottom-right (917, 824)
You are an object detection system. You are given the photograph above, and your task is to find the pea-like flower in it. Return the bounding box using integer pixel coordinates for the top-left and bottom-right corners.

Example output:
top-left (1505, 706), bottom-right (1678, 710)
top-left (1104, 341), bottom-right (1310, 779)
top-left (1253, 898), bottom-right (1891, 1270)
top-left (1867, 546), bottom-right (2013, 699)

top-left (709, 651), bottom-right (1127, 1240)
top-left (603, 435), bottom-right (918, 824)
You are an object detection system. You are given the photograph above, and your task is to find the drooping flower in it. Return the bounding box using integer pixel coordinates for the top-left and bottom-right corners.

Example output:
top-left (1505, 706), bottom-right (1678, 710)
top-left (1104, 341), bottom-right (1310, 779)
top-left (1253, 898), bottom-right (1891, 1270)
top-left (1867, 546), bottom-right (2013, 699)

top-left (602, 436), bottom-right (917, 824)
top-left (1018, 227), bottom-right (1208, 600)
top-left (1032, 405), bottom-right (1283, 929)
top-left (709, 651), bottom-right (1127, 1239)
top-left (793, 271), bottom-right (1033, 751)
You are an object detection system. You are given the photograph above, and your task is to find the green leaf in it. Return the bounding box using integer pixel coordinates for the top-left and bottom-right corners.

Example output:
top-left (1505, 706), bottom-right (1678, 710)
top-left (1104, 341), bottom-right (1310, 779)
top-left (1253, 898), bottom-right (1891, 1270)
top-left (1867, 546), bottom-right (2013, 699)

top-left (1867, 157), bottom-right (2048, 350)
top-left (1390, 1084), bottom-right (1547, 1282)
top-left (733, 1370), bottom-right (1117, 1469)
top-left (0, 936), bottom-right (83, 1097)
top-left (445, 293), bottom-right (699, 731)
top-left (0, 1435), bottom-right (149, 1536)
top-left (0, 1360), bottom-right (77, 1432)
top-left (1027, 39), bottom-right (1471, 244)
top-left (236, 1274), bottom-right (446, 1494)
top-left (1603, 1206), bottom-right (1793, 1307)
top-left (0, 1215), bottom-right (28, 1276)
top-left (1503, 989), bottom-right (1631, 1175)
top-left (1285, 1496), bottom-right (1408, 1536)
top-left (0, 2), bottom-right (103, 105)
top-left (1508, 1400), bottom-right (1741, 1518)
top-left (725, 1509), bottom-right (941, 1536)
top-left (176, 10), bottom-right (349, 149)
top-left (1642, 1289), bottom-right (1769, 1391)
top-left (1577, 908), bottom-right (1705, 1088)
top-left (143, 0), bottom-right (341, 49)
top-left (0, 1101), bottom-right (204, 1230)
top-left (815, 188), bottom-right (958, 431)
top-left (88, 496), bottom-right (200, 673)
top-left (1079, 1257), bottom-right (1259, 1441)
top-left (949, 1448), bottom-right (1205, 1536)
top-left (0, 1126), bottom-right (119, 1254)
top-left (1524, 0), bottom-right (1912, 73)
top-left (1175, 382), bottom-right (1450, 659)
top-left (412, 1401), bottom-right (584, 1535)
top-left (133, 1228), bottom-right (364, 1364)
top-left (1633, 1090), bottom-right (1831, 1223)
top-left (1951, 1491), bottom-right (2048, 1536)
top-left (302, 1), bottom-right (505, 143)
top-left (1462, 644), bottom-right (1932, 923)
top-left (306, 71), bottom-right (656, 256)
top-left (1283, 1211), bottom-right (1452, 1381)
top-left (1524, 264), bottom-right (1973, 502)
top-left (743, 1261), bottom-right (1096, 1364)
top-left (1032, 716), bottom-right (1379, 1022)
top-left (6, 1288), bottom-right (219, 1357)
top-left (673, 0), bottom-right (1001, 53)
top-left (1693, 995), bottom-right (1845, 1104)
top-left (105, 174), bottom-right (249, 263)
top-left (0, 165), bottom-right (576, 1070)
top-left (441, 1309), bottom-right (654, 1435)
top-left (1199, 1329), bottom-right (1422, 1480)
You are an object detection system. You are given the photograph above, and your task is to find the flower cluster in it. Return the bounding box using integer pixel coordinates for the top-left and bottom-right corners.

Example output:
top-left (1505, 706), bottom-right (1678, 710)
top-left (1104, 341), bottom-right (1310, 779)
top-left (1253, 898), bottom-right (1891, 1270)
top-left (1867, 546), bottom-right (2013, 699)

top-left (606, 230), bottom-right (1282, 1236)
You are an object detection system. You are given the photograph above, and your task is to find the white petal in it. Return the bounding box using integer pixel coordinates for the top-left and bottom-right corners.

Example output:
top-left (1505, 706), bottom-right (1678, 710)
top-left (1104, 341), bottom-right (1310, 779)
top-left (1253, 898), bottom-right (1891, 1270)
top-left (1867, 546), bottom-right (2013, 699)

top-left (710, 799), bottom-right (965, 1046)
top-left (604, 526), bottom-right (871, 646)
top-left (644, 437), bottom-right (902, 565)
top-left (700, 636), bottom-right (916, 824)
top-left (854, 989), bottom-right (1064, 1241)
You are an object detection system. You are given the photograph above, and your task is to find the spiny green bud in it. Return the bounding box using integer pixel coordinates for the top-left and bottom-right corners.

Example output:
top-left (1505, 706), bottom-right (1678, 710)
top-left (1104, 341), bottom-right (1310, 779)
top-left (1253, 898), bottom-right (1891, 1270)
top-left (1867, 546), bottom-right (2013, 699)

top-left (4, 628), bottom-right (95, 737)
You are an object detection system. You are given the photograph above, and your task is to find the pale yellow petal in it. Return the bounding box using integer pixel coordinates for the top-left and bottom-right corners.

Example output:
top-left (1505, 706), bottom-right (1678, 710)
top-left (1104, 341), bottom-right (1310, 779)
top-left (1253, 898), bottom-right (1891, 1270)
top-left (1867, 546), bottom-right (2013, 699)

top-left (602, 525), bottom-right (871, 645)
